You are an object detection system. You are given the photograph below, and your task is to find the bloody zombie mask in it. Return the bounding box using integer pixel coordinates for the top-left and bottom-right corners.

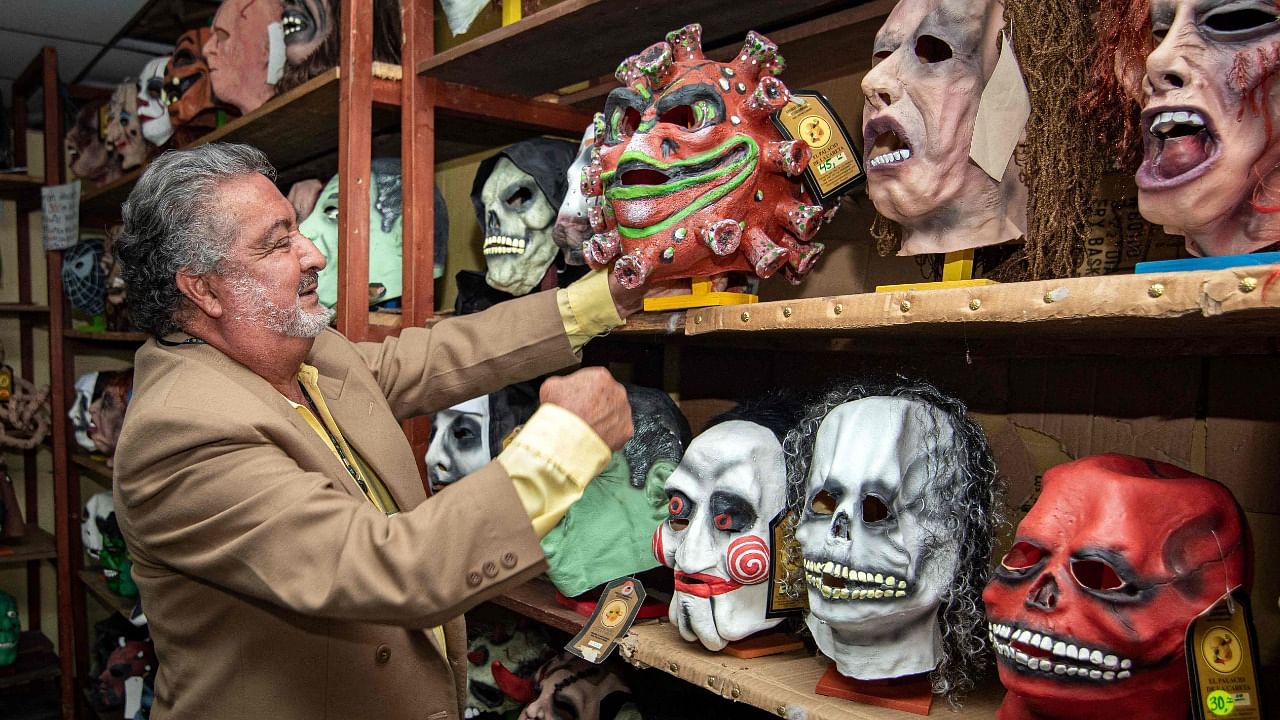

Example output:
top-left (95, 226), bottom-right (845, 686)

top-left (426, 396), bottom-right (489, 489)
top-left (472, 139), bottom-right (578, 296)
top-left (583, 24), bottom-right (830, 289)
top-left (519, 652), bottom-right (638, 720)
top-left (99, 508), bottom-right (139, 598)
top-left (104, 82), bottom-right (149, 170)
top-left (88, 369), bottom-right (133, 467)
top-left (204, 0), bottom-right (285, 115)
top-left (553, 125), bottom-right (598, 266)
top-left (66, 99), bottom-right (123, 185)
top-left (94, 636), bottom-right (156, 709)
top-left (786, 381), bottom-right (999, 696)
top-left (0, 590), bottom-right (16, 667)
top-left (1137, 0), bottom-right (1280, 256)
top-left (165, 29), bottom-right (217, 126)
top-left (983, 454), bottom-right (1251, 720)
top-left (862, 0), bottom-right (1028, 255)
top-left (136, 56), bottom-right (173, 146)
top-left (657, 420), bottom-right (787, 651)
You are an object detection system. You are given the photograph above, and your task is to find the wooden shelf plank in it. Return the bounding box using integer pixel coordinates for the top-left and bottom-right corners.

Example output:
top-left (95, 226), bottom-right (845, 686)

top-left (487, 577), bottom-right (587, 635)
top-left (0, 632), bottom-right (60, 690)
top-left (78, 568), bottom-right (138, 619)
top-left (0, 173), bottom-right (43, 193)
top-left (0, 528), bottom-right (57, 566)
top-left (418, 0), bottom-right (860, 97)
top-left (618, 622), bottom-right (1003, 719)
top-left (70, 451), bottom-right (113, 488)
top-left (0, 304), bottom-right (50, 315)
top-left (64, 329), bottom-right (148, 344)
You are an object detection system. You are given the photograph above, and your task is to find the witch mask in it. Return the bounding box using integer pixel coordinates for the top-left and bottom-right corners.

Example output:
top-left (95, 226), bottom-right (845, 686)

top-left (862, 0), bottom-right (1029, 255)
top-left (204, 0), bottom-right (285, 115)
top-left (582, 24), bottom-right (830, 288)
top-left (1136, 0), bottom-right (1280, 256)
top-left (655, 396), bottom-right (804, 652)
top-left (983, 454), bottom-right (1251, 720)
top-left (786, 381), bottom-right (998, 697)
top-left (425, 396), bottom-right (489, 489)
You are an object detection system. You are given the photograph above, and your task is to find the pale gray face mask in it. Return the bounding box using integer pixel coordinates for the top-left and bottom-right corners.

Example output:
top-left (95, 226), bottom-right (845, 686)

top-left (552, 125), bottom-right (597, 267)
top-left (480, 157), bottom-right (560, 296)
top-left (425, 396), bottom-right (490, 488)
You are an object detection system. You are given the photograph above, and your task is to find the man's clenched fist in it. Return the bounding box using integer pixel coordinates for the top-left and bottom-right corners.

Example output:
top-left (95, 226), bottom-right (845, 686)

top-left (540, 367), bottom-right (632, 451)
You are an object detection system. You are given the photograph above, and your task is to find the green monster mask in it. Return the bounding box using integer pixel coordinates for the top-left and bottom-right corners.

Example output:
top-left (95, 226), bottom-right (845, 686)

top-left (0, 589), bottom-right (18, 667)
top-left (99, 514), bottom-right (139, 598)
top-left (300, 158), bottom-right (448, 308)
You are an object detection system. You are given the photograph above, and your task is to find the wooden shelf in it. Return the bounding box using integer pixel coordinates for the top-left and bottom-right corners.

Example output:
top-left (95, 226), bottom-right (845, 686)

top-left (64, 329), bottom-right (148, 344)
top-left (0, 528), bottom-right (57, 566)
top-left (488, 577), bottom-right (587, 635)
top-left (418, 0), bottom-right (862, 97)
top-left (0, 173), bottom-right (42, 193)
top-left (0, 304), bottom-right (49, 315)
top-left (0, 632), bottom-right (60, 690)
top-left (71, 451), bottom-right (113, 488)
top-left (78, 568), bottom-right (138, 619)
top-left (618, 622), bottom-right (1002, 719)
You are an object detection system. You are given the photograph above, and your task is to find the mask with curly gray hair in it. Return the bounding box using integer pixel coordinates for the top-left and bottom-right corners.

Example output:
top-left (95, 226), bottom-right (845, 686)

top-left (782, 378), bottom-right (1002, 705)
top-left (115, 143), bottom-right (276, 337)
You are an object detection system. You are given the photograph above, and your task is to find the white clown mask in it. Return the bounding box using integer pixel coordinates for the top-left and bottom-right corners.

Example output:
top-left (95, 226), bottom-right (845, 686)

top-left (655, 421), bottom-right (784, 651)
top-left (480, 157), bottom-right (560, 296)
top-left (82, 492), bottom-right (115, 561)
top-left (136, 56), bottom-right (173, 146)
top-left (69, 371), bottom-right (100, 453)
top-left (425, 396), bottom-right (490, 489)
top-left (796, 396), bottom-right (960, 680)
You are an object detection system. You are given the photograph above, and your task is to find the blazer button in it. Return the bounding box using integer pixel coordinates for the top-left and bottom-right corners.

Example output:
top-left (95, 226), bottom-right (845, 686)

top-left (466, 571), bottom-right (483, 587)
top-left (483, 561), bottom-right (498, 578)
top-left (375, 644), bottom-right (392, 664)
top-left (501, 552), bottom-right (517, 569)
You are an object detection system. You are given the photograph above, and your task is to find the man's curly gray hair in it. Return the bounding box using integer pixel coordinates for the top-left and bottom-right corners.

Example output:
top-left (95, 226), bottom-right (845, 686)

top-left (115, 143), bottom-right (276, 336)
top-left (781, 377), bottom-right (1004, 705)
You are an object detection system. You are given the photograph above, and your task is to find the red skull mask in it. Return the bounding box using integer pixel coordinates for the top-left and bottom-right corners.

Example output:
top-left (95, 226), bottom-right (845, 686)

top-left (982, 454), bottom-right (1250, 720)
top-left (582, 24), bottom-right (829, 289)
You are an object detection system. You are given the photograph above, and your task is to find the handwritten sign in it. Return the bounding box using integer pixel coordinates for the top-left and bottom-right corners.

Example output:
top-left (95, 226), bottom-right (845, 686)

top-left (41, 181), bottom-right (81, 250)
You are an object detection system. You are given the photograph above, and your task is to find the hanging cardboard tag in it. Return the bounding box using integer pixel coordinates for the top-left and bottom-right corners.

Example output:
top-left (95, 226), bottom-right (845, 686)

top-left (765, 512), bottom-right (807, 618)
top-left (1186, 587), bottom-right (1266, 719)
top-left (970, 32), bottom-right (1030, 182)
top-left (565, 577), bottom-right (646, 664)
top-left (772, 91), bottom-right (864, 203)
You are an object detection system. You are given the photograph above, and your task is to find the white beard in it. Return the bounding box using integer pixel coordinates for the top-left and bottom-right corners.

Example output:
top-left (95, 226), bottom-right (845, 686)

top-left (226, 271), bottom-right (333, 338)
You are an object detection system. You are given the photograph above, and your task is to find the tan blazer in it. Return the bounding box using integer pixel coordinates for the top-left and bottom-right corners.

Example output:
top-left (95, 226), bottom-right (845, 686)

top-left (114, 291), bottom-right (580, 719)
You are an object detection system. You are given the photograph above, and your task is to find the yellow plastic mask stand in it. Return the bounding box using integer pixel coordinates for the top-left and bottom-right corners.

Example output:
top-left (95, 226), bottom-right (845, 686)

top-left (643, 276), bottom-right (758, 312)
top-left (875, 248), bottom-right (999, 292)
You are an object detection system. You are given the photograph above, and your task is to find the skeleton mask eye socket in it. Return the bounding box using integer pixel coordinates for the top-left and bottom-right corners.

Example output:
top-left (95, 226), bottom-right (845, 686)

top-left (811, 489), bottom-right (838, 515)
top-left (862, 494), bottom-right (892, 524)
top-left (1202, 7), bottom-right (1279, 38)
top-left (504, 185), bottom-right (535, 211)
top-left (1070, 558), bottom-right (1129, 593)
top-left (667, 490), bottom-right (693, 530)
top-left (914, 35), bottom-right (953, 64)
top-left (1000, 541), bottom-right (1045, 573)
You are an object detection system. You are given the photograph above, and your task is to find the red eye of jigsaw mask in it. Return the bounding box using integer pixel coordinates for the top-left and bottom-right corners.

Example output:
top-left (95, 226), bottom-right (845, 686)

top-left (982, 453), bottom-right (1251, 720)
top-left (581, 24), bottom-right (830, 290)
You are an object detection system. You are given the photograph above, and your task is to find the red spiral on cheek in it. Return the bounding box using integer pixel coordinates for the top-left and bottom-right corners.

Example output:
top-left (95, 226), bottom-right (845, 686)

top-left (652, 525), bottom-right (668, 567)
top-left (726, 535), bottom-right (770, 585)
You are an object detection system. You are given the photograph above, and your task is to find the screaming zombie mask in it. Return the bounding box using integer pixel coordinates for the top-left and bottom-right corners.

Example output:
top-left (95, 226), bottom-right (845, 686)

top-left (472, 139), bottom-right (578, 296)
top-left (863, 0), bottom-right (1029, 255)
top-left (786, 380), bottom-right (999, 697)
top-left (83, 492), bottom-right (115, 561)
top-left (983, 454), bottom-right (1251, 720)
top-left (0, 590), bottom-right (17, 667)
top-left (276, 0), bottom-right (400, 93)
top-left (1136, 0), bottom-right (1280, 256)
top-left (136, 56), bottom-right (174, 147)
top-left (66, 99), bottom-right (124, 186)
top-left (88, 369), bottom-right (134, 467)
top-left (553, 125), bottom-right (599, 266)
top-left (583, 24), bottom-right (830, 288)
top-left (104, 82), bottom-right (150, 171)
top-left (425, 396), bottom-right (490, 489)
top-left (655, 395), bottom-right (806, 652)
top-left (204, 0), bottom-right (285, 115)
top-left (166, 29), bottom-right (218, 127)
top-left (519, 653), bottom-right (641, 720)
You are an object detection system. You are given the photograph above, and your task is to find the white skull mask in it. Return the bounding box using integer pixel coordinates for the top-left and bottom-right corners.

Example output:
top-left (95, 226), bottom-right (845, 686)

top-left (519, 653), bottom-right (636, 720)
top-left (656, 421), bottom-right (785, 651)
top-left (425, 396), bottom-right (490, 489)
top-left (552, 125), bottom-right (598, 267)
top-left (481, 157), bottom-right (559, 296)
top-left (82, 492), bottom-right (115, 560)
top-left (136, 56), bottom-right (173, 146)
top-left (69, 371), bottom-right (101, 453)
top-left (796, 396), bottom-right (960, 680)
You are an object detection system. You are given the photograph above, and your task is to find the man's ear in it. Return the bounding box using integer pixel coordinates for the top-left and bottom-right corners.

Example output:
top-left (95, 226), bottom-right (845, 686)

top-left (175, 271), bottom-right (224, 319)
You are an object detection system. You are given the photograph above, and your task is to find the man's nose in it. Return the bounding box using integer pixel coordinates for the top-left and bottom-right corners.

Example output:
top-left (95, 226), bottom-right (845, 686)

top-left (295, 232), bottom-right (327, 272)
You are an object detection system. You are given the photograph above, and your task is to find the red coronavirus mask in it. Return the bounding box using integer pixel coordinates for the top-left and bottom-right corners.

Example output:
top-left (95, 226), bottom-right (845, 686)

top-left (582, 24), bottom-right (829, 289)
top-left (983, 454), bottom-right (1251, 720)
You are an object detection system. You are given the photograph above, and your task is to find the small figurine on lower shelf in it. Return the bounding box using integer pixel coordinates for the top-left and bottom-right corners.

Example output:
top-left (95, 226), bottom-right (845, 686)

top-left (0, 589), bottom-right (17, 667)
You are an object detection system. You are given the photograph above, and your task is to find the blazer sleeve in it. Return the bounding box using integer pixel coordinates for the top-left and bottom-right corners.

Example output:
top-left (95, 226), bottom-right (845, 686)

top-left (115, 404), bottom-right (547, 629)
top-left (351, 288), bottom-right (580, 420)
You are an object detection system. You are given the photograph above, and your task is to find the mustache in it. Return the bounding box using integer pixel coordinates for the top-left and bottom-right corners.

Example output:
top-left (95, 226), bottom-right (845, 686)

top-left (298, 272), bottom-right (318, 294)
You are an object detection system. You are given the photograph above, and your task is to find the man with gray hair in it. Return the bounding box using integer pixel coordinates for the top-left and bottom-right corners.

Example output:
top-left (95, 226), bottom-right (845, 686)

top-left (112, 143), bottom-right (644, 718)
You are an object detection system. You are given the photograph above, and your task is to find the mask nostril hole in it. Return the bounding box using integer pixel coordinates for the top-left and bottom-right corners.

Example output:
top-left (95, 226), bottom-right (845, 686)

top-left (878, 92), bottom-right (891, 106)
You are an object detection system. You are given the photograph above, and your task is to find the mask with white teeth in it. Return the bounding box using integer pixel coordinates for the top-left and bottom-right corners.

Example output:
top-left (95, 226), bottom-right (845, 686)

top-left (1134, 0), bottom-right (1280, 256)
top-left (983, 454), bottom-right (1251, 720)
top-left (862, 0), bottom-right (1028, 255)
top-left (785, 381), bottom-right (999, 697)
top-left (0, 590), bottom-right (16, 667)
top-left (472, 140), bottom-right (578, 296)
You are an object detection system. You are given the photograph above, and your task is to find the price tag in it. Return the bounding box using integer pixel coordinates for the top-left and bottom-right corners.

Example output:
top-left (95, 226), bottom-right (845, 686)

top-left (1187, 588), bottom-right (1266, 719)
top-left (772, 91), bottom-right (864, 203)
top-left (565, 577), bottom-right (646, 664)
top-left (765, 511), bottom-right (807, 618)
